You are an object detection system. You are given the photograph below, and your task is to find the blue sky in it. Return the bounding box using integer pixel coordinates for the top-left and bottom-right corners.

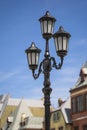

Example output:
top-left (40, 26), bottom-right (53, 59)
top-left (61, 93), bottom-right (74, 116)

top-left (0, 0), bottom-right (87, 107)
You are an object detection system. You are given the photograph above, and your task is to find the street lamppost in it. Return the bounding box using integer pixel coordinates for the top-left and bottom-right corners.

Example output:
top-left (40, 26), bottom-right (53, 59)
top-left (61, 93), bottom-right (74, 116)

top-left (25, 11), bottom-right (71, 130)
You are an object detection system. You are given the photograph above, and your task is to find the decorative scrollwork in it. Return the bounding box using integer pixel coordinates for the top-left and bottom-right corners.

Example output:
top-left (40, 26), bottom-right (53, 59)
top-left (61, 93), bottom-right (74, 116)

top-left (32, 56), bottom-right (64, 79)
top-left (50, 56), bottom-right (64, 70)
top-left (32, 61), bottom-right (43, 79)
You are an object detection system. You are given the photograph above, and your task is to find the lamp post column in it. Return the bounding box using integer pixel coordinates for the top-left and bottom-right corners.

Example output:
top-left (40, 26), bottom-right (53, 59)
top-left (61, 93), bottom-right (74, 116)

top-left (42, 58), bottom-right (52, 130)
top-left (42, 38), bottom-right (52, 130)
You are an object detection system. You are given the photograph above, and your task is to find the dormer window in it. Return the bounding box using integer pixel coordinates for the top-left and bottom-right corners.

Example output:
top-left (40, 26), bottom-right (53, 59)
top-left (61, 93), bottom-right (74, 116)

top-left (20, 113), bottom-right (29, 126)
top-left (7, 116), bottom-right (13, 124)
top-left (6, 116), bottom-right (13, 129)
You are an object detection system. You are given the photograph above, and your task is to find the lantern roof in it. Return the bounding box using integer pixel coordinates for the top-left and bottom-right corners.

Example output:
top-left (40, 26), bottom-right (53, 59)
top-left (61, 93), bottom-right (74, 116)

top-left (53, 26), bottom-right (71, 38)
top-left (39, 11), bottom-right (56, 22)
top-left (25, 42), bottom-right (41, 53)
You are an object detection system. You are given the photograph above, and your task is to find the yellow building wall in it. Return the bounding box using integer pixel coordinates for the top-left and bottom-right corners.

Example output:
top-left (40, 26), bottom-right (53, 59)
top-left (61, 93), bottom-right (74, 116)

top-left (0, 105), bottom-right (16, 128)
top-left (50, 110), bottom-right (71, 130)
top-left (66, 124), bottom-right (72, 130)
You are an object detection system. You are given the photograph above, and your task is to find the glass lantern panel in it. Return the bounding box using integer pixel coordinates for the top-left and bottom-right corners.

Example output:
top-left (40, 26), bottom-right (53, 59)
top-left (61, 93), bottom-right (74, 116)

top-left (36, 53), bottom-right (39, 65)
top-left (48, 21), bottom-right (52, 34)
top-left (43, 21), bottom-right (47, 33)
top-left (58, 37), bottom-right (62, 50)
top-left (52, 22), bottom-right (55, 34)
top-left (54, 38), bottom-right (58, 51)
top-left (32, 52), bottom-right (35, 65)
top-left (28, 53), bottom-right (31, 65)
top-left (63, 37), bottom-right (67, 50)
top-left (66, 38), bottom-right (69, 50)
top-left (40, 22), bottom-right (43, 35)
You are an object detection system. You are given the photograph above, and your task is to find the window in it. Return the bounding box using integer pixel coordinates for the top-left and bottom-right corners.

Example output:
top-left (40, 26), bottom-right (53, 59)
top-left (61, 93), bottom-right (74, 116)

top-left (53, 111), bottom-right (60, 121)
top-left (59, 127), bottom-right (63, 130)
top-left (77, 95), bottom-right (84, 112)
top-left (74, 126), bottom-right (79, 130)
top-left (72, 98), bottom-right (76, 113)
top-left (72, 95), bottom-right (85, 114)
top-left (85, 94), bottom-right (87, 110)
top-left (83, 125), bottom-right (87, 130)
top-left (72, 93), bottom-right (87, 114)
top-left (20, 113), bottom-right (29, 126)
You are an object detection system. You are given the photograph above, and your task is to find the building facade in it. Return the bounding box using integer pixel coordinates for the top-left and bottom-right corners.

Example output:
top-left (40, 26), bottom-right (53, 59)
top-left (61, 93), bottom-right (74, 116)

top-left (70, 62), bottom-right (87, 130)
top-left (50, 98), bottom-right (72, 130)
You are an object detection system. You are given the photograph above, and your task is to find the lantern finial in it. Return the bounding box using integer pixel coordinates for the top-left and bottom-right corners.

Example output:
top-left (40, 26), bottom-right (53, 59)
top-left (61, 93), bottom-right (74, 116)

top-left (45, 11), bottom-right (50, 17)
top-left (59, 26), bottom-right (64, 31)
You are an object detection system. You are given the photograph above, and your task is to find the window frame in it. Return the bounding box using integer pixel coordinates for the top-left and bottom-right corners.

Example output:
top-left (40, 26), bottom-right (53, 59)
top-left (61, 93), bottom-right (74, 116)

top-left (76, 95), bottom-right (84, 112)
top-left (71, 93), bottom-right (87, 114)
top-left (71, 97), bottom-right (76, 114)
top-left (53, 111), bottom-right (60, 122)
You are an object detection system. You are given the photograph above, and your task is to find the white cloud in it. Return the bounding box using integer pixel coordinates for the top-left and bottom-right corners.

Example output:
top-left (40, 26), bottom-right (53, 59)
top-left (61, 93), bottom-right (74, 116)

top-left (0, 71), bottom-right (18, 82)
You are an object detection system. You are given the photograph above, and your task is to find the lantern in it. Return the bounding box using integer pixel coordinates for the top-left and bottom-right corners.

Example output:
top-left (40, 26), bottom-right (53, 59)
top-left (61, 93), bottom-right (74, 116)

top-left (25, 42), bottom-right (41, 70)
top-left (39, 11), bottom-right (56, 39)
top-left (53, 26), bottom-right (71, 57)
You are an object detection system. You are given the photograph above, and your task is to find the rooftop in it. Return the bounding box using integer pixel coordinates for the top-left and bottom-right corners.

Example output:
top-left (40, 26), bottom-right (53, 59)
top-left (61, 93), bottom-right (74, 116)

top-left (3, 98), bottom-right (44, 130)
top-left (70, 61), bottom-right (87, 91)
top-left (52, 97), bottom-right (71, 124)
top-left (7, 98), bottom-right (44, 108)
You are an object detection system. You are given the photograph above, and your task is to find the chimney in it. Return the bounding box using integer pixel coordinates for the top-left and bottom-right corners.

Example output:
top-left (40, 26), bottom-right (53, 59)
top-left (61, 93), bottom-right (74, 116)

top-left (58, 98), bottom-right (65, 107)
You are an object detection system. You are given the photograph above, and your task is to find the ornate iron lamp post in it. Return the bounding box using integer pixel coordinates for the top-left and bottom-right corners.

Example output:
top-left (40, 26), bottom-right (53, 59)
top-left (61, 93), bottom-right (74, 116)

top-left (25, 11), bottom-right (71, 130)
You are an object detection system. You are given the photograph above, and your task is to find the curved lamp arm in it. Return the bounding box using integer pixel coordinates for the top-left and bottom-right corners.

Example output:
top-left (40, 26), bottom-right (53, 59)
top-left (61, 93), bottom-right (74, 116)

top-left (50, 56), bottom-right (64, 70)
top-left (32, 61), bottom-right (43, 79)
top-left (32, 56), bottom-right (64, 79)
